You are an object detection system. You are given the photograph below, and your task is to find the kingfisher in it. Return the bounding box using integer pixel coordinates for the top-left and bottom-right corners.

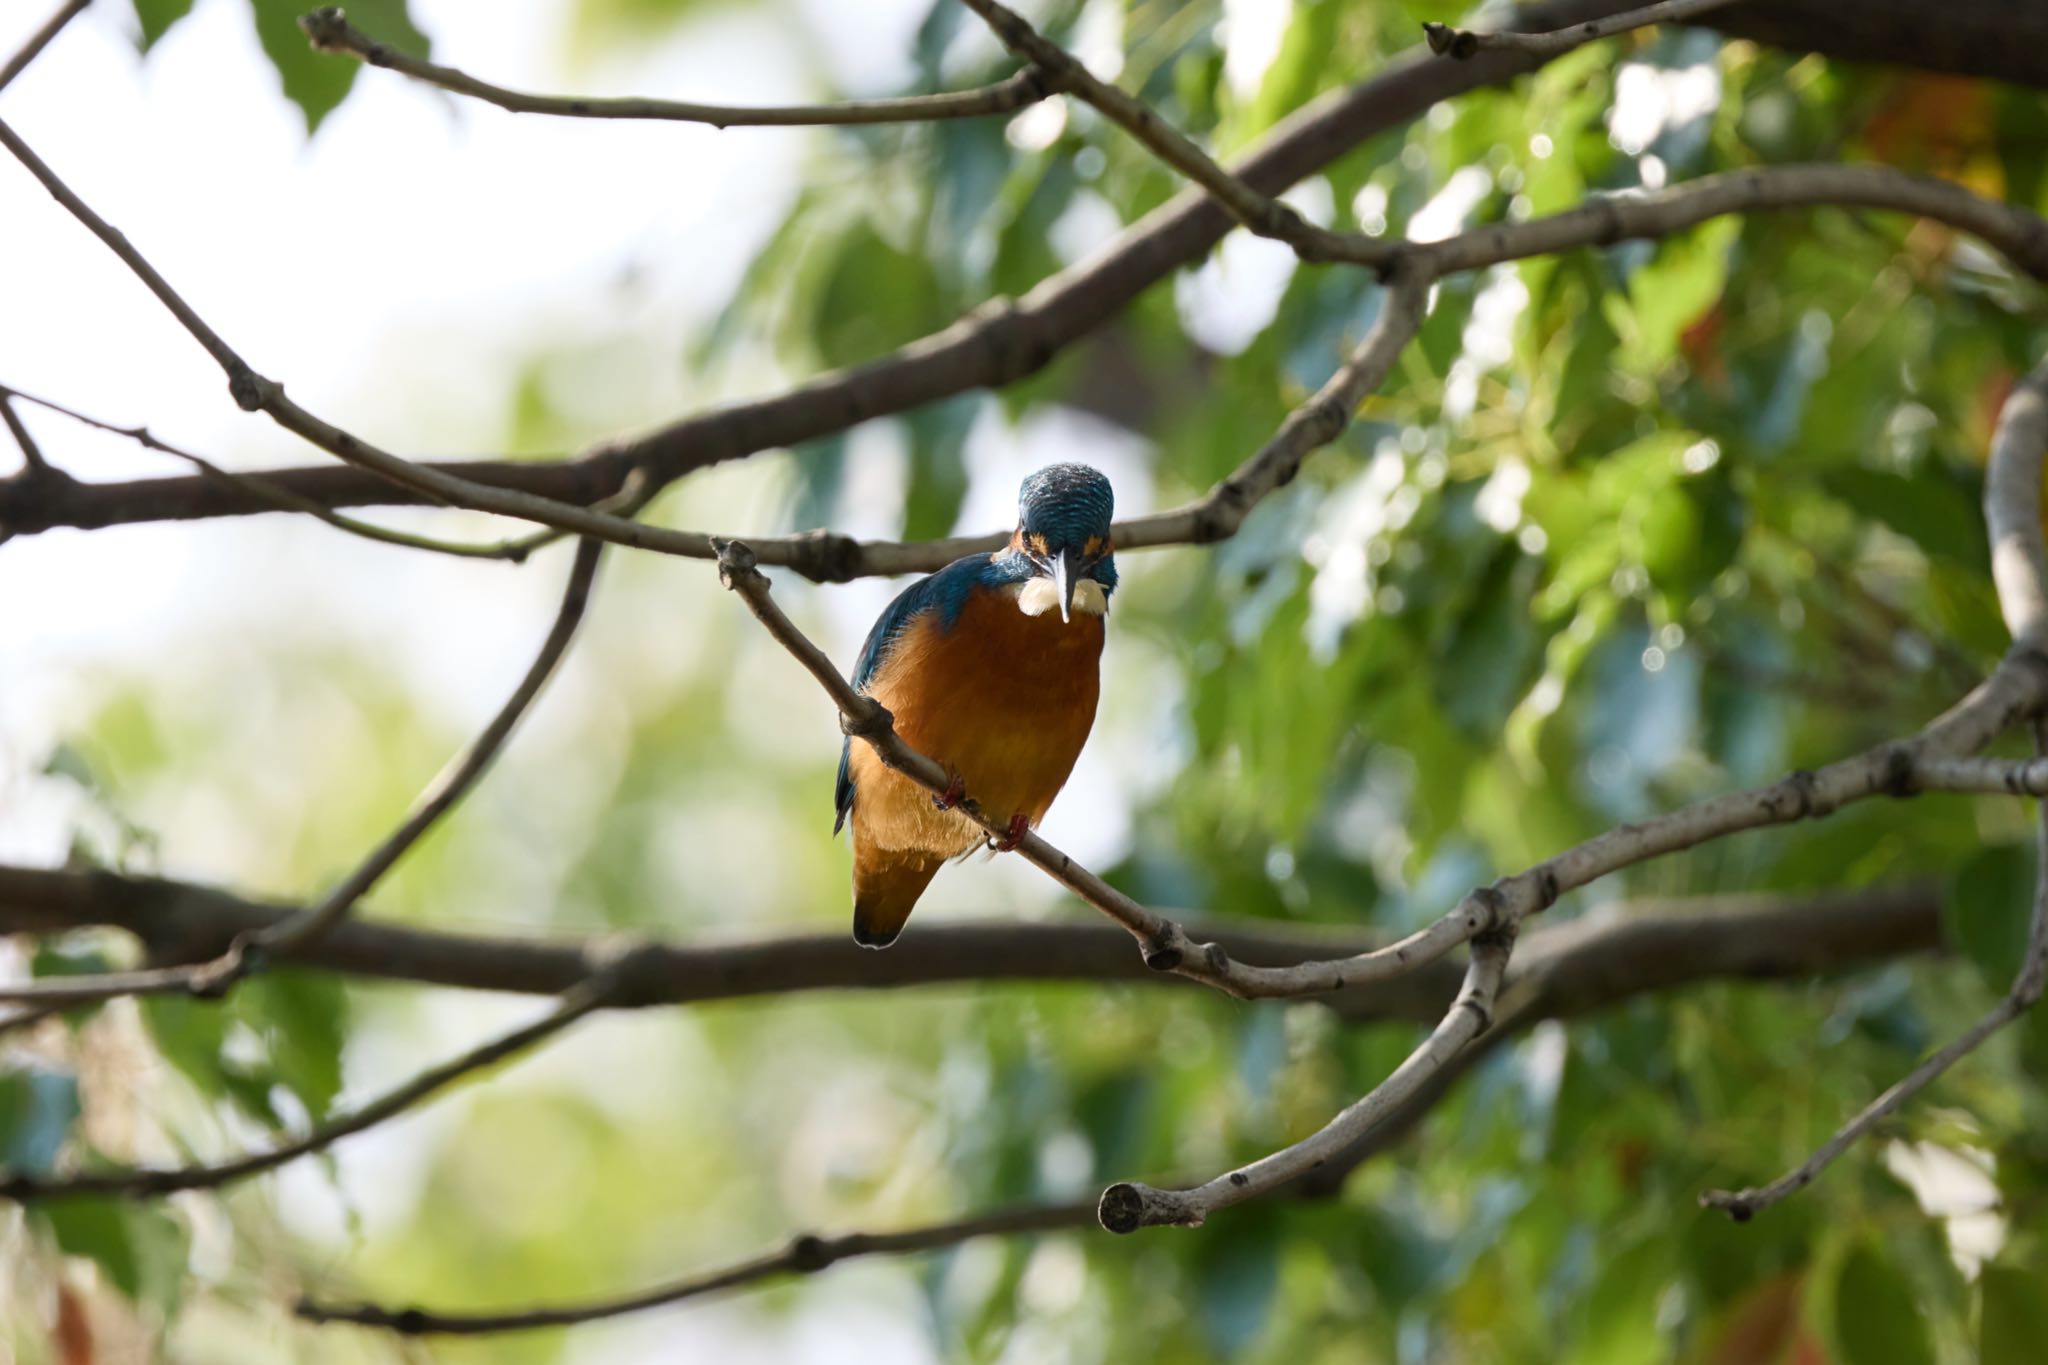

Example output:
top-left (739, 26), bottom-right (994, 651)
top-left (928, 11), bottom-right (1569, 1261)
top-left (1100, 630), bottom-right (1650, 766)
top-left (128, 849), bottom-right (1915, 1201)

top-left (834, 463), bottom-right (1118, 948)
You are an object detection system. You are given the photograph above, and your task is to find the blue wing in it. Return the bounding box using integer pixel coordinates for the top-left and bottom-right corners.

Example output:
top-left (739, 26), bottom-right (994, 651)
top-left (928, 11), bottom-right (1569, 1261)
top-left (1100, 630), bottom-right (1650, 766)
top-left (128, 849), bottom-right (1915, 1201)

top-left (833, 554), bottom-right (995, 833)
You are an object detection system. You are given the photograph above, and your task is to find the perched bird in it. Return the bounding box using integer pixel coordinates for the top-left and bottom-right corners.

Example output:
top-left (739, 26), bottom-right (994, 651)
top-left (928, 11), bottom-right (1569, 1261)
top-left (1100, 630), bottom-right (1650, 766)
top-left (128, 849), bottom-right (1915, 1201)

top-left (835, 463), bottom-right (1118, 948)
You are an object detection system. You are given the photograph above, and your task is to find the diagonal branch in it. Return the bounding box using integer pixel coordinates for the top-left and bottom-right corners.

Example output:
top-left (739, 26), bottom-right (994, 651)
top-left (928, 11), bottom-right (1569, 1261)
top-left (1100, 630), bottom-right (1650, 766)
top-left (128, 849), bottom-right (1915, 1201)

top-left (299, 7), bottom-right (1054, 128)
top-left (297, 1198), bottom-right (1095, 1334)
top-left (0, 382), bottom-right (545, 561)
top-left (0, 0), bottom-right (1652, 544)
top-left (8, 157), bottom-right (2043, 579)
top-left (1698, 354), bottom-right (2048, 1219)
top-left (0, 390), bottom-right (48, 473)
top-left (0, 864), bottom-right (1945, 1023)
top-left (0, 0), bottom-right (88, 95)
top-left (1699, 793), bottom-right (2048, 1219)
top-left (0, 950), bottom-right (656, 1201)
top-left (1423, 0), bottom-right (1736, 60)
top-left (286, 886), bottom-right (1941, 1336)
top-left (0, 537), bottom-right (604, 1008)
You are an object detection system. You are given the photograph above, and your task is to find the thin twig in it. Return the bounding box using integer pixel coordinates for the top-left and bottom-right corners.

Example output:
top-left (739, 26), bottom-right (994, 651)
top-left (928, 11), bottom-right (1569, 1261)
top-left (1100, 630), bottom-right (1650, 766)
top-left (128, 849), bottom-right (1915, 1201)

top-left (1099, 930), bottom-right (1515, 1231)
top-left (0, 0), bottom-right (89, 94)
top-left (300, 7), bottom-right (1054, 128)
top-left (7, 155), bottom-right (2044, 575)
top-left (296, 1199), bottom-right (1094, 1333)
top-left (0, 383), bottom-right (539, 561)
top-left (1700, 742), bottom-right (2048, 1220)
top-left (0, 538), bottom-right (604, 1007)
top-left (1699, 356), bottom-right (2048, 1219)
top-left (1422, 0), bottom-right (1737, 61)
top-left (0, 392), bottom-right (48, 473)
top-left (0, 953), bottom-right (650, 1201)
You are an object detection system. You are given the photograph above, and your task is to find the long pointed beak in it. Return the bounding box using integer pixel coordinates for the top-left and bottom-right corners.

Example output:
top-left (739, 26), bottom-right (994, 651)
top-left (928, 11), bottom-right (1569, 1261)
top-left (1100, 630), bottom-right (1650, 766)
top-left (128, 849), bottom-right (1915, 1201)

top-left (1052, 548), bottom-right (1081, 624)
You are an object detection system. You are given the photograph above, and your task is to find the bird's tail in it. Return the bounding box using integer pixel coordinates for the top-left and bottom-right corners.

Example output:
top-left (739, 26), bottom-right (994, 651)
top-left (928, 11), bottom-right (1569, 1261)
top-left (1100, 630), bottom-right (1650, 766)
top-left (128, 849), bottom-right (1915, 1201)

top-left (851, 839), bottom-right (945, 949)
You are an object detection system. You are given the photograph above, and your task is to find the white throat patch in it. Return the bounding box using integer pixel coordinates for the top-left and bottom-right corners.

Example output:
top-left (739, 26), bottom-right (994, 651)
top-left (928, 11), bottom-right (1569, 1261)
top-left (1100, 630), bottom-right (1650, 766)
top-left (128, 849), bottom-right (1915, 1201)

top-left (1016, 576), bottom-right (1109, 620)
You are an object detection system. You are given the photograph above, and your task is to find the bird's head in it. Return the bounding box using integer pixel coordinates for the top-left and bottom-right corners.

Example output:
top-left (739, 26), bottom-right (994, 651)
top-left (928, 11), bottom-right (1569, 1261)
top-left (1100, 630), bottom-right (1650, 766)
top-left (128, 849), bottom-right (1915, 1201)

top-left (1008, 463), bottom-right (1117, 623)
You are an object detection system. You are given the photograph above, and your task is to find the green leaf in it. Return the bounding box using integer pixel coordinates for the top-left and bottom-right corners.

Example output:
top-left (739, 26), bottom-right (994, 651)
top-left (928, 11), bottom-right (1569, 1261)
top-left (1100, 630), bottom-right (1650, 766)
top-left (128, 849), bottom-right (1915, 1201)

top-left (0, 1068), bottom-right (81, 1176)
top-left (131, 0), bottom-right (198, 51)
top-left (242, 970), bottom-right (348, 1123)
top-left (1822, 467), bottom-right (1989, 568)
top-left (1981, 1264), bottom-right (2048, 1365)
top-left (248, 0), bottom-right (430, 134)
top-left (1833, 1242), bottom-right (1935, 1365)
top-left (41, 1197), bottom-right (188, 1308)
top-left (1950, 846), bottom-right (2035, 988)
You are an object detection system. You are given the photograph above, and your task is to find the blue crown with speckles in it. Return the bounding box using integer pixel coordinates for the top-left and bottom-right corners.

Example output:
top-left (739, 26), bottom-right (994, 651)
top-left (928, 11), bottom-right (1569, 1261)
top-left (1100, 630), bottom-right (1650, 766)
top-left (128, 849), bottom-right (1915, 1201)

top-left (1017, 464), bottom-right (1114, 548)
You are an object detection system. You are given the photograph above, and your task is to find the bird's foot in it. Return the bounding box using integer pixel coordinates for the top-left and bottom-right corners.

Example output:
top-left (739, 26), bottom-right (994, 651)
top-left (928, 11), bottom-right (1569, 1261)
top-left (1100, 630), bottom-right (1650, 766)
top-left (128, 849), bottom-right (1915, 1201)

top-left (992, 813), bottom-right (1030, 852)
top-left (931, 771), bottom-right (967, 811)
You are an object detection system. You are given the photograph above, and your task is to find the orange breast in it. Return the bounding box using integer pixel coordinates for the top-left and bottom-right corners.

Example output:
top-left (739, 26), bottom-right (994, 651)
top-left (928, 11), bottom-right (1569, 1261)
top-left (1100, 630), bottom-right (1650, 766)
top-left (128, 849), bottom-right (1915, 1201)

top-left (849, 583), bottom-right (1104, 856)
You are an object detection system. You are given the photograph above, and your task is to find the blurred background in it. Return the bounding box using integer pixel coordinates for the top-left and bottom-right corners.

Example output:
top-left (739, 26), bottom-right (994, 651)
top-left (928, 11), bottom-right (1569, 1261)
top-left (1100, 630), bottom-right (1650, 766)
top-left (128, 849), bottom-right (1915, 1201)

top-left (3, 0), bottom-right (2047, 1359)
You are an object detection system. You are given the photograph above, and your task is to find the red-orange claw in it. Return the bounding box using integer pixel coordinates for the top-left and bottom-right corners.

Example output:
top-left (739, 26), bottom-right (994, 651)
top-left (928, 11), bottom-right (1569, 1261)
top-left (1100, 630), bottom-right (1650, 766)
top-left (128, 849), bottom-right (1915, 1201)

top-left (993, 813), bottom-right (1030, 852)
top-left (930, 771), bottom-right (967, 811)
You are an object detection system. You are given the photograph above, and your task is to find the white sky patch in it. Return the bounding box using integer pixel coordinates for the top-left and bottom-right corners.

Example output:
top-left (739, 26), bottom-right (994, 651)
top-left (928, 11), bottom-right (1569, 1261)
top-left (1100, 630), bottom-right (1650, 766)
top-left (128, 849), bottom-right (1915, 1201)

top-left (1443, 266), bottom-right (1530, 423)
top-left (1607, 58), bottom-right (1722, 156)
top-left (1885, 1140), bottom-right (2006, 1277)
top-left (1005, 96), bottom-right (1067, 151)
top-left (1048, 189), bottom-right (1125, 266)
top-left (1474, 457), bottom-right (1532, 533)
top-left (1221, 0), bottom-right (1294, 99)
top-left (1074, 0), bottom-right (1126, 81)
top-left (1174, 233), bottom-right (1296, 355)
top-left (1283, 176), bottom-right (1335, 229)
top-left (1304, 446), bottom-right (1407, 658)
top-left (1407, 165), bottom-right (1494, 244)
top-left (1352, 181), bottom-right (1389, 235)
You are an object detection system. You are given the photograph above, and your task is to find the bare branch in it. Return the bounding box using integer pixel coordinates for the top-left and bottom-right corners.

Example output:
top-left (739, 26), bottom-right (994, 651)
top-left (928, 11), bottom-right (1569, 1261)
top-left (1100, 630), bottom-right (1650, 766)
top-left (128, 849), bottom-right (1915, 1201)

top-left (1422, 0), bottom-right (1738, 60)
top-left (0, 538), bottom-right (604, 1007)
top-left (0, 382), bottom-right (546, 561)
top-left (0, 865), bottom-right (1944, 1022)
top-left (0, 953), bottom-right (649, 1202)
top-left (297, 1199), bottom-right (1094, 1334)
top-left (958, 0), bottom-right (1321, 247)
top-left (1696, 358), bottom-right (2048, 1218)
top-left (0, 0), bottom-right (88, 94)
top-left (0, 391), bottom-right (48, 474)
top-left (8, 156), bottom-right (2042, 578)
top-left (1702, 751), bottom-right (2048, 1219)
top-left (300, 7), bottom-right (1053, 128)
top-left (286, 886), bottom-right (1943, 1335)
top-left (1404, 164), bottom-right (2048, 281)
top-left (1100, 930), bottom-right (1516, 1232)
top-left (0, 0), bottom-right (1633, 546)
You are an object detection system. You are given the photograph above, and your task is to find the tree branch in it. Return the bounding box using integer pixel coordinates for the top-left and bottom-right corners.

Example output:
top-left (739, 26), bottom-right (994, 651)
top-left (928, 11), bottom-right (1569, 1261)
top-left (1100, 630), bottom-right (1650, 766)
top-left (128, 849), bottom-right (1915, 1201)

top-left (1696, 355), bottom-right (2048, 1218)
top-left (0, 0), bottom-right (88, 94)
top-left (0, 537), bottom-right (604, 1007)
top-left (1423, 0), bottom-right (1737, 60)
top-left (0, 382), bottom-right (550, 561)
top-left (0, 952), bottom-right (657, 1201)
top-left (289, 883), bottom-right (1941, 1335)
top-left (1101, 930), bottom-right (1515, 1232)
top-left (0, 0), bottom-right (1656, 547)
top-left (299, 7), bottom-right (1054, 128)
top-left (0, 865), bottom-right (1944, 1021)
top-left (297, 1198), bottom-right (1096, 1334)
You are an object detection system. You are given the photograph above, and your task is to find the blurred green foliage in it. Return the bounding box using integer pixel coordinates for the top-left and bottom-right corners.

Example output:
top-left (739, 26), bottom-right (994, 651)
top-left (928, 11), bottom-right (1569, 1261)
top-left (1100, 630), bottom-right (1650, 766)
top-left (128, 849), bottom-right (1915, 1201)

top-left (16, 0), bottom-right (2048, 1359)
